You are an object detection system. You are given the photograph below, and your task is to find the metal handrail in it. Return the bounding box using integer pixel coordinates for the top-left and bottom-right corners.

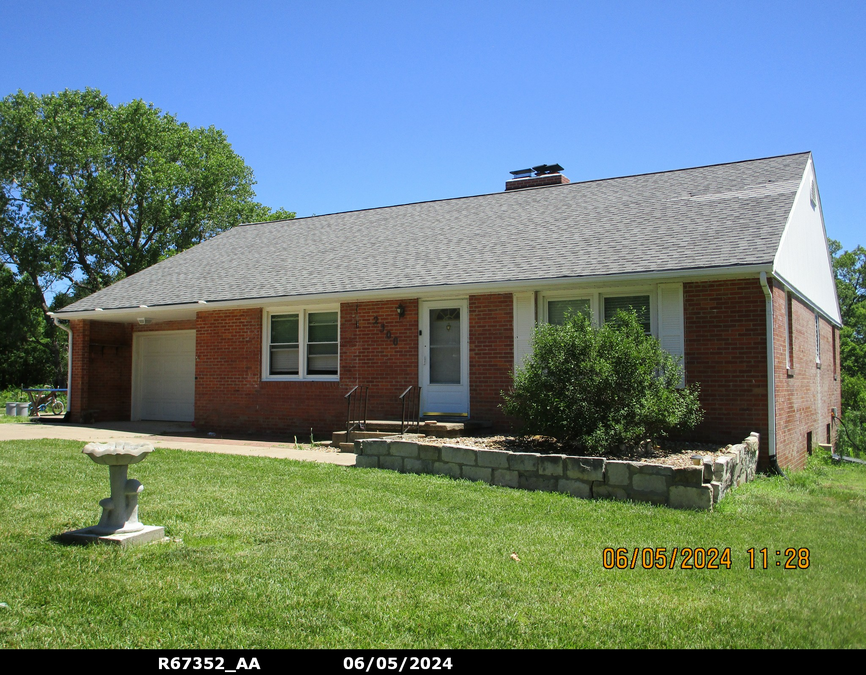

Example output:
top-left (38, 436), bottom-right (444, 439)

top-left (399, 386), bottom-right (421, 434)
top-left (345, 385), bottom-right (369, 437)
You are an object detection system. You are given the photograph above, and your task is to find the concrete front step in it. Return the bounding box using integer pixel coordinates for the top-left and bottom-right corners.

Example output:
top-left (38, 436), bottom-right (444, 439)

top-left (331, 419), bottom-right (491, 447)
top-left (331, 430), bottom-right (400, 446)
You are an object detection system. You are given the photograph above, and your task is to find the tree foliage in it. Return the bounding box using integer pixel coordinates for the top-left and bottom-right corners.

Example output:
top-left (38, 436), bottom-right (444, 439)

top-left (0, 88), bottom-right (293, 385)
top-left (0, 265), bottom-right (57, 388)
top-left (501, 310), bottom-right (703, 452)
top-left (829, 240), bottom-right (866, 397)
top-left (830, 239), bottom-right (866, 455)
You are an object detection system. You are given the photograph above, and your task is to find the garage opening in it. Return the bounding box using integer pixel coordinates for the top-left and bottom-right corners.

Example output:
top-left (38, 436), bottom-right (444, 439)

top-left (133, 331), bottom-right (196, 422)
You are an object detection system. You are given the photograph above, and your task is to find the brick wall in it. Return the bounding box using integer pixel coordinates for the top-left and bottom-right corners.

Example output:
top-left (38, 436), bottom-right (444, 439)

top-left (194, 301), bottom-right (421, 436)
top-left (505, 175), bottom-right (570, 190)
top-left (133, 319), bottom-right (197, 333)
top-left (469, 294), bottom-right (514, 429)
top-left (69, 320), bottom-right (89, 421)
top-left (69, 296), bottom-right (517, 436)
top-left (193, 296), bottom-right (517, 436)
top-left (772, 283), bottom-right (841, 470)
top-left (193, 308), bottom-right (339, 435)
top-left (683, 279), bottom-right (769, 451)
top-left (196, 294), bottom-right (514, 438)
top-left (340, 299), bottom-right (419, 421)
top-left (69, 319), bottom-right (133, 422)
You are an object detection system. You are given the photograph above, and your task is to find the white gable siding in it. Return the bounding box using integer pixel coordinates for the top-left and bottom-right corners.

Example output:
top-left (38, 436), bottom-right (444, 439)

top-left (773, 157), bottom-right (842, 325)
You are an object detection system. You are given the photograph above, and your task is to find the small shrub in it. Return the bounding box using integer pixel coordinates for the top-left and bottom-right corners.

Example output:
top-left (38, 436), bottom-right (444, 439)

top-left (501, 310), bottom-right (703, 452)
top-left (0, 387), bottom-right (29, 406)
top-left (839, 374), bottom-right (866, 458)
top-left (0, 386), bottom-right (66, 411)
top-left (837, 408), bottom-right (865, 458)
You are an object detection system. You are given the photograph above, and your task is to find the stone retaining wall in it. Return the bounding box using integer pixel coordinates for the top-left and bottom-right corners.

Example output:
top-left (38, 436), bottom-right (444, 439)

top-left (354, 433), bottom-right (760, 511)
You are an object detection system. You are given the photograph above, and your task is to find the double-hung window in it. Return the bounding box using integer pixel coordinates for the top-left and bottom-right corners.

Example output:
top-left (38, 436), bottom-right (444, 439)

top-left (546, 297), bottom-right (592, 325)
top-left (603, 295), bottom-right (651, 333)
top-left (541, 292), bottom-right (653, 333)
top-left (538, 287), bottom-right (680, 384)
top-left (266, 309), bottom-right (339, 379)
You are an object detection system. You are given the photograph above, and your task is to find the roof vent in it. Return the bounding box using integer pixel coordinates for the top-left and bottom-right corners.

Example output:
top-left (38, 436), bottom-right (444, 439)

top-left (506, 163), bottom-right (570, 191)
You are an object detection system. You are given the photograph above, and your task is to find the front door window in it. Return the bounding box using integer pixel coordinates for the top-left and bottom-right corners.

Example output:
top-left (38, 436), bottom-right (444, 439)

top-left (429, 308), bottom-right (461, 384)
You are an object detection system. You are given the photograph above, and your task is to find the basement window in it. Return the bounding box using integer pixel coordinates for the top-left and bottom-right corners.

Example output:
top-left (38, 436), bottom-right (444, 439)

top-left (265, 309), bottom-right (339, 380)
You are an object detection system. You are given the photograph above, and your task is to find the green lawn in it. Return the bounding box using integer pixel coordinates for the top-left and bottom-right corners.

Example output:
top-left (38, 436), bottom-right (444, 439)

top-left (0, 415), bottom-right (29, 424)
top-left (1, 439), bottom-right (864, 649)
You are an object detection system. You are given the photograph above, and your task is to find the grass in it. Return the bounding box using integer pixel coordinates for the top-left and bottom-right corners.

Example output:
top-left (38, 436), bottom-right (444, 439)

top-left (1, 440), bottom-right (865, 649)
top-left (0, 415), bottom-right (29, 424)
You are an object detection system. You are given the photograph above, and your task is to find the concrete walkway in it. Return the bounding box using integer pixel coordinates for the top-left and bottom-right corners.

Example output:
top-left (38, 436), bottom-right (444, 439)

top-left (0, 419), bottom-right (357, 466)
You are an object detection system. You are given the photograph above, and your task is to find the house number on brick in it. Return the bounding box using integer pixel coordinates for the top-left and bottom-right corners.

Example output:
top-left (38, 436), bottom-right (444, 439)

top-left (372, 316), bottom-right (399, 346)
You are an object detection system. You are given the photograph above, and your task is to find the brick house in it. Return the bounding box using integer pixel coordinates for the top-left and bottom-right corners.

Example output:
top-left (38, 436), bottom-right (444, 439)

top-left (53, 153), bottom-right (842, 470)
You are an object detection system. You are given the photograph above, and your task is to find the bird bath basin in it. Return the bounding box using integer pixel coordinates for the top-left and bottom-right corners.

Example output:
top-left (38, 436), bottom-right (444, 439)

top-left (83, 441), bottom-right (153, 467)
top-left (60, 442), bottom-right (164, 546)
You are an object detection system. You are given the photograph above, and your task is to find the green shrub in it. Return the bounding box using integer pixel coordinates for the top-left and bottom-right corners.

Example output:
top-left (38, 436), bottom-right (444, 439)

top-left (0, 387), bottom-right (29, 406)
top-left (501, 310), bottom-right (703, 452)
top-left (0, 386), bottom-right (66, 409)
top-left (837, 407), bottom-right (865, 459)
top-left (838, 374), bottom-right (866, 458)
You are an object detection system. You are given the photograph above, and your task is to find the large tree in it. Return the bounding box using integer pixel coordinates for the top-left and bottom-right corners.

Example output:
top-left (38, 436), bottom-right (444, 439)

top-left (0, 265), bottom-right (56, 389)
top-left (0, 88), bottom-right (293, 386)
top-left (830, 239), bottom-right (866, 411)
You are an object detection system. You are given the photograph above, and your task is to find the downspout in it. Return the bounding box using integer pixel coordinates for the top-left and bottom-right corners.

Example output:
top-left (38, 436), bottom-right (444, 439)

top-left (759, 273), bottom-right (784, 477)
top-left (52, 316), bottom-right (72, 417)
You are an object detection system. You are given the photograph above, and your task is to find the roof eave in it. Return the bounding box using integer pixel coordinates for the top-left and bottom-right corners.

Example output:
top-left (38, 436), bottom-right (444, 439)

top-left (52, 263), bottom-right (774, 321)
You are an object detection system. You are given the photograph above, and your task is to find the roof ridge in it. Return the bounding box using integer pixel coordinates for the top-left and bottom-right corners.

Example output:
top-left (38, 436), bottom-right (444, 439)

top-left (237, 152), bottom-right (811, 228)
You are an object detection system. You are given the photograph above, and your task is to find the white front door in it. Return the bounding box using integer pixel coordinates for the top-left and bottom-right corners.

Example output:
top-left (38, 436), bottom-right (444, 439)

top-left (133, 331), bottom-right (196, 422)
top-left (420, 300), bottom-right (469, 417)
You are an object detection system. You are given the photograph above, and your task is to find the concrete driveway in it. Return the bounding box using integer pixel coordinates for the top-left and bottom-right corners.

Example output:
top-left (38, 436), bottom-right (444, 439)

top-left (0, 418), bottom-right (356, 466)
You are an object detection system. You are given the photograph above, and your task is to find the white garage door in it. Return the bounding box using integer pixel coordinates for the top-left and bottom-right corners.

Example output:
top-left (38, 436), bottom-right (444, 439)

top-left (136, 332), bottom-right (196, 422)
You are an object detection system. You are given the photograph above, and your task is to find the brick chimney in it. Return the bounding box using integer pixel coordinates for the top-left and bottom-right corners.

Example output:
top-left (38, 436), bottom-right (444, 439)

top-left (505, 163), bottom-right (570, 191)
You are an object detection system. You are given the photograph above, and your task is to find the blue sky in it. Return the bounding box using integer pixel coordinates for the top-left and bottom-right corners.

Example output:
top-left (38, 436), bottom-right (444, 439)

top-left (2, 1), bottom-right (864, 250)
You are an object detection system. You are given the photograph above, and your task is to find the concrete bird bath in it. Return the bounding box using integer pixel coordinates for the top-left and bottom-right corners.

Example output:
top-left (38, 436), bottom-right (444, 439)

top-left (60, 442), bottom-right (165, 546)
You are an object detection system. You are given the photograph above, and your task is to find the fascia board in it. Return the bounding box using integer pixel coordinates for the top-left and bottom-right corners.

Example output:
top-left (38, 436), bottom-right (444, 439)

top-left (771, 272), bottom-right (843, 327)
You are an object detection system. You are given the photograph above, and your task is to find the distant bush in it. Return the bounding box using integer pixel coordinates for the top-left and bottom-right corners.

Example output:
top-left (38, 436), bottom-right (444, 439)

top-left (0, 387), bottom-right (29, 406)
top-left (0, 386), bottom-right (66, 409)
top-left (837, 374), bottom-right (865, 458)
top-left (501, 310), bottom-right (703, 452)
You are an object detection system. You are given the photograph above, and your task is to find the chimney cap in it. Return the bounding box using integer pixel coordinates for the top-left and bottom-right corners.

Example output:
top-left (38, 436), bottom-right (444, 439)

top-left (532, 163), bottom-right (564, 175)
top-left (509, 168), bottom-right (534, 178)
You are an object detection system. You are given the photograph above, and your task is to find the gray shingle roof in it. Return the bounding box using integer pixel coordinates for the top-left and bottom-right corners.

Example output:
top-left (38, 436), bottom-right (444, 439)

top-left (58, 152), bottom-right (810, 314)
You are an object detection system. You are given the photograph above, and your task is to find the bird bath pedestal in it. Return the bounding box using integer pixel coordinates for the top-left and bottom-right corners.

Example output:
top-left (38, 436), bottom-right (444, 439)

top-left (60, 442), bottom-right (165, 546)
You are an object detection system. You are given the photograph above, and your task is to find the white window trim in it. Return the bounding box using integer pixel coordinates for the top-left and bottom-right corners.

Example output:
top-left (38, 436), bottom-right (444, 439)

top-left (262, 307), bottom-right (340, 381)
